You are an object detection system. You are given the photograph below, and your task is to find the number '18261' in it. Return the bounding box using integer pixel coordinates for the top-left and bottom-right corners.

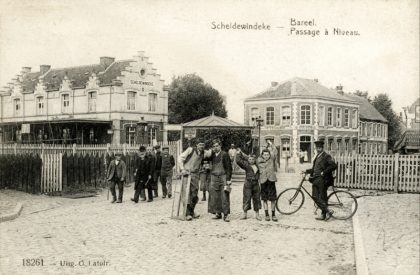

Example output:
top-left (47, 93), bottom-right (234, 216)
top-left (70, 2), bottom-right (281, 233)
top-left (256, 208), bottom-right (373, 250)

top-left (22, 258), bottom-right (44, 266)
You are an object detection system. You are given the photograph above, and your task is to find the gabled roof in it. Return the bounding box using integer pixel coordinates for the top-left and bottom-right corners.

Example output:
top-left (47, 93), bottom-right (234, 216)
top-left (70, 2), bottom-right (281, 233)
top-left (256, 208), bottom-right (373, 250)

top-left (183, 114), bottom-right (251, 128)
top-left (344, 94), bottom-right (387, 123)
top-left (42, 64), bottom-right (107, 91)
top-left (246, 77), bottom-right (356, 103)
top-left (21, 72), bottom-right (43, 93)
top-left (98, 60), bottom-right (132, 85)
top-left (394, 129), bottom-right (420, 150)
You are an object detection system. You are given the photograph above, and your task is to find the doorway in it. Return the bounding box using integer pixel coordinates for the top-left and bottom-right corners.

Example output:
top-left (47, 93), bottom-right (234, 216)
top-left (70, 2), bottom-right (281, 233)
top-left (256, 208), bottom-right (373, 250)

top-left (299, 135), bottom-right (312, 162)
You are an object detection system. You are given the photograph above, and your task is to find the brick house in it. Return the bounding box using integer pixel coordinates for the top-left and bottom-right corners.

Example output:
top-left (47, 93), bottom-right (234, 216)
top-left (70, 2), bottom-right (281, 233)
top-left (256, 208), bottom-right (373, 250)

top-left (244, 77), bottom-right (388, 164)
top-left (0, 51), bottom-right (168, 145)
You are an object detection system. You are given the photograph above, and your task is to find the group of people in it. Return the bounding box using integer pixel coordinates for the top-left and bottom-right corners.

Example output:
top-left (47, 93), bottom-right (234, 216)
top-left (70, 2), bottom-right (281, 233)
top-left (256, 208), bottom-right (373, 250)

top-left (106, 138), bottom-right (337, 222)
top-left (178, 138), bottom-right (280, 222)
top-left (106, 145), bottom-right (175, 204)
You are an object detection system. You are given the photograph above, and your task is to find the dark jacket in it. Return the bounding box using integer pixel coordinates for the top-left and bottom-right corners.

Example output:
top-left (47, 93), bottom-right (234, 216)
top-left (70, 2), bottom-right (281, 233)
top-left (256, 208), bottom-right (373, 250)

top-left (107, 159), bottom-right (127, 182)
top-left (135, 155), bottom-right (153, 190)
top-left (154, 151), bottom-right (162, 171)
top-left (160, 154), bottom-right (175, 176)
top-left (236, 154), bottom-right (259, 184)
top-left (306, 151), bottom-right (337, 186)
top-left (206, 150), bottom-right (232, 181)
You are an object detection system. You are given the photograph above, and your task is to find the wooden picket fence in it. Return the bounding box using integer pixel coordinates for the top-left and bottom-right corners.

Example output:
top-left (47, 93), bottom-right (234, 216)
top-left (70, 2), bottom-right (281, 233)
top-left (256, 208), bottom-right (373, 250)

top-left (334, 153), bottom-right (420, 193)
top-left (0, 141), bottom-right (182, 194)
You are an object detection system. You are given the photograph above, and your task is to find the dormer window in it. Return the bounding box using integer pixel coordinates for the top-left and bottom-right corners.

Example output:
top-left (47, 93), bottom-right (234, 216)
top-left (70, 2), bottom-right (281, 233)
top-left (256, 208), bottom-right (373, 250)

top-left (62, 94), bottom-right (70, 113)
top-left (36, 97), bottom-right (44, 115)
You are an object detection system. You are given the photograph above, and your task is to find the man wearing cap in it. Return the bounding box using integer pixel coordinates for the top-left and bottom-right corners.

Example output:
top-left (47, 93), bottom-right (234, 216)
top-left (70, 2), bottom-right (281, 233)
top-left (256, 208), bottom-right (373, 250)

top-left (106, 152), bottom-right (127, 203)
top-left (160, 146), bottom-right (175, 198)
top-left (205, 139), bottom-right (233, 222)
top-left (132, 146), bottom-right (153, 202)
top-left (305, 140), bottom-right (337, 221)
top-left (178, 139), bottom-right (205, 221)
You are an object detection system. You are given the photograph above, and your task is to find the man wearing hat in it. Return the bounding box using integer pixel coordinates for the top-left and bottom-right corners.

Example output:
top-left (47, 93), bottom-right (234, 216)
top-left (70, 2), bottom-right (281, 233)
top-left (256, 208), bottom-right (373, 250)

top-left (106, 152), bottom-right (127, 203)
top-left (178, 138), bottom-right (205, 221)
top-left (132, 146), bottom-right (153, 202)
top-left (306, 140), bottom-right (337, 221)
top-left (160, 146), bottom-right (175, 198)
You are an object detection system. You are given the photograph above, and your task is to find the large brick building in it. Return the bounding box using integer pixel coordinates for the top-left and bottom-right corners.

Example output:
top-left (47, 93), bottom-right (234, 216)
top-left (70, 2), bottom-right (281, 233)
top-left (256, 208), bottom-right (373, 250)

top-left (244, 78), bottom-right (388, 163)
top-left (0, 51), bottom-right (168, 144)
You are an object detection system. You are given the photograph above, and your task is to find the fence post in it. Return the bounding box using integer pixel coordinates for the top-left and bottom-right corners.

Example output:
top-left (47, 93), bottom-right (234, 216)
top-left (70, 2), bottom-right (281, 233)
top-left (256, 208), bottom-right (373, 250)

top-left (393, 153), bottom-right (399, 193)
top-left (106, 143), bottom-right (110, 154)
top-left (123, 143), bottom-right (127, 155)
top-left (72, 144), bottom-right (77, 155)
top-left (14, 143), bottom-right (17, 155)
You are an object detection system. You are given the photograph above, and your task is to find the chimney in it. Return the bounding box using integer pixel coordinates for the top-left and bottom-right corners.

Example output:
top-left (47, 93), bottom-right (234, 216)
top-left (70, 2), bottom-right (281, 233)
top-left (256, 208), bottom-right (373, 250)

top-left (40, 65), bottom-right (51, 75)
top-left (100, 56), bottom-right (115, 68)
top-left (21, 67), bottom-right (31, 74)
top-left (271, 81), bottom-right (278, 87)
top-left (314, 78), bottom-right (318, 83)
top-left (336, 84), bottom-right (344, 95)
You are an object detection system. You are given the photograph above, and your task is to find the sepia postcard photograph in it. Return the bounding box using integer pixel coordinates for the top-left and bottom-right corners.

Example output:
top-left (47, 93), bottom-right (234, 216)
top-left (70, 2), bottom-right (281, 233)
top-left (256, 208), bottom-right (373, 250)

top-left (0, 0), bottom-right (419, 274)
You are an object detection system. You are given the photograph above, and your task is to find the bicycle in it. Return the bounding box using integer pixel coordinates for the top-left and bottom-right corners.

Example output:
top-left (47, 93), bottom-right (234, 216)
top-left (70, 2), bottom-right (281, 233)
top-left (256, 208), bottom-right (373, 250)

top-left (275, 172), bottom-right (358, 220)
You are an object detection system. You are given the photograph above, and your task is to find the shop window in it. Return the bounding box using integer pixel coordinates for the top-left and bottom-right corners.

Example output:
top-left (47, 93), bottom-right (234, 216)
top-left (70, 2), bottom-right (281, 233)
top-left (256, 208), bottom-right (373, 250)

top-left (327, 107), bottom-right (333, 126)
top-left (36, 97), bottom-right (44, 115)
top-left (148, 93), bottom-right (157, 112)
top-left (62, 94), bottom-right (70, 113)
top-left (337, 139), bottom-right (342, 152)
top-left (88, 91), bottom-right (97, 112)
top-left (266, 107), bottom-right (274, 125)
top-left (281, 106), bottom-right (291, 125)
top-left (328, 139), bottom-right (333, 152)
top-left (127, 91), bottom-right (136, 110)
top-left (300, 105), bottom-right (311, 125)
top-left (345, 139), bottom-right (349, 152)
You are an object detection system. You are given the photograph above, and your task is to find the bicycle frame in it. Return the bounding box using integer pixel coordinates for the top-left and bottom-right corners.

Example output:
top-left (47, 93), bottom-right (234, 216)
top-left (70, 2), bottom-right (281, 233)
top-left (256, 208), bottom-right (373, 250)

top-left (296, 174), bottom-right (342, 209)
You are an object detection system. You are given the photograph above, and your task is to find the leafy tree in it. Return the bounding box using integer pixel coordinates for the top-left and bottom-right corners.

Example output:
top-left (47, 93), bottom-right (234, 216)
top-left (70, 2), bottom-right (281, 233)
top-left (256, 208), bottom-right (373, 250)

top-left (168, 74), bottom-right (227, 124)
top-left (353, 90), bottom-right (371, 102)
top-left (371, 93), bottom-right (402, 149)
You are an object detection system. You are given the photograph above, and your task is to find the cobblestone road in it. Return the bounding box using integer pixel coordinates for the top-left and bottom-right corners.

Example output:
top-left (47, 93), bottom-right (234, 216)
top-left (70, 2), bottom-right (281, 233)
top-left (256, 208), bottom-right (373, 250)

top-left (0, 172), bottom-right (355, 275)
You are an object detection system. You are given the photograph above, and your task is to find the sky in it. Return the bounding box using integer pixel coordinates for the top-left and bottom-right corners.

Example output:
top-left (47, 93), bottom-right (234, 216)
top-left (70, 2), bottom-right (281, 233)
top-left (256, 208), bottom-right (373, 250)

top-left (0, 0), bottom-right (418, 123)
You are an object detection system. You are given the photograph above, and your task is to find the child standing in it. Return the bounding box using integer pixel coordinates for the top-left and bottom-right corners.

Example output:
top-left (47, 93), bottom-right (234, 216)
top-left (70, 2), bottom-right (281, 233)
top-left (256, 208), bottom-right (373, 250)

top-left (258, 142), bottom-right (278, 222)
top-left (236, 148), bottom-right (262, 221)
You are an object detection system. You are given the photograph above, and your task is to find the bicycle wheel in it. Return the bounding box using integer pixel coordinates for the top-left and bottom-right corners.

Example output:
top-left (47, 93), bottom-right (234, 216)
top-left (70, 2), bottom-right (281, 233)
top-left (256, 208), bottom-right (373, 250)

top-left (327, 190), bottom-right (358, 220)
top-left (276, 188), bottom-right (305, 215)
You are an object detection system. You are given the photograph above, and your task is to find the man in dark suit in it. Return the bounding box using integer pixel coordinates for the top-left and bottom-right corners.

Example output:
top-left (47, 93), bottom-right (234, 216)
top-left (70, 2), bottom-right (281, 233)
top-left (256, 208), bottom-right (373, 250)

top-left (306, 140), bottom-right (337, 221)
top-left (132, 146), bottom-right (153, 202)
top-left (106, 152), bottom-right (127, 203)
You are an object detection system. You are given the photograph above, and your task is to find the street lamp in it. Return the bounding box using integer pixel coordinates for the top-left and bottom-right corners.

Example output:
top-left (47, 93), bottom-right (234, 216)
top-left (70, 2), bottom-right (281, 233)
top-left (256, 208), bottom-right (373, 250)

top-left (252, 116), bottom-right (264, 154)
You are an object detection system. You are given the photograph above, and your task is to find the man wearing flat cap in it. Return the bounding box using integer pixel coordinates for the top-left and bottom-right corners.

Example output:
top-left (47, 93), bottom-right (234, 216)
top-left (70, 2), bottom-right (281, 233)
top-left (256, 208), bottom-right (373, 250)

top-left (106, 152), bottom-right (127, 203)
top-left (305, 140), bottom-right (337, 221)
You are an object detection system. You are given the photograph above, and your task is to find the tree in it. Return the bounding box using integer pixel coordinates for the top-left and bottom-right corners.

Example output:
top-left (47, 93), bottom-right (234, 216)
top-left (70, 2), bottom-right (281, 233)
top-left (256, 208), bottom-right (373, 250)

top-left (168, 74), bottom-right (227, 124)
top-left (353, 90), bottom-right (371, 102)
top-left (371, 93), bottom-right (402, 149)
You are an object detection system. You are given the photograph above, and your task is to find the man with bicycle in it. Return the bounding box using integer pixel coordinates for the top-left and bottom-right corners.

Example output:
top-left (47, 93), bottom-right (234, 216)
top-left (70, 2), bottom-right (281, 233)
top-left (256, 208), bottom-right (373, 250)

top-left (305, 140), bottom-right (337, 221)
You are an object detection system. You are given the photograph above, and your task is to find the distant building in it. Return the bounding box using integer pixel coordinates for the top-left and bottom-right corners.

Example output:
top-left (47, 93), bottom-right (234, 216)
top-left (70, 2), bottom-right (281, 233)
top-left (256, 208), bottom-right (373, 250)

top-left (0, 51), bottom-right (168, 144)
top-left (401, 97), bottom-right (420, 130)
top-left (244, 78), bottom-right (388, 163)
